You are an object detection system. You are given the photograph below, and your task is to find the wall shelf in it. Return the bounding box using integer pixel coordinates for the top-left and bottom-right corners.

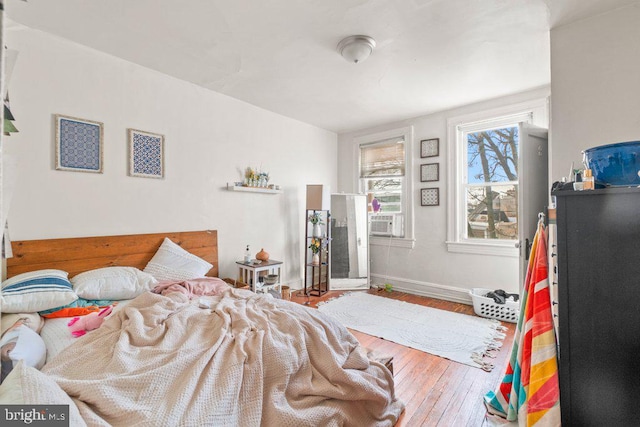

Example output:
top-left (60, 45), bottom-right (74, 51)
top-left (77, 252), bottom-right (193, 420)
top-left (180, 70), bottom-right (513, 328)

top-left (226, 183), bottom-right (282, 194)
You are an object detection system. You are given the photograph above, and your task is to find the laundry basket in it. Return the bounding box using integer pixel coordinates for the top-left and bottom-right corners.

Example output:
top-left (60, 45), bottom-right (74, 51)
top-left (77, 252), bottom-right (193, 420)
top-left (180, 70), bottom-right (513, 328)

top-left (470, 288), bottom-right (520, 323)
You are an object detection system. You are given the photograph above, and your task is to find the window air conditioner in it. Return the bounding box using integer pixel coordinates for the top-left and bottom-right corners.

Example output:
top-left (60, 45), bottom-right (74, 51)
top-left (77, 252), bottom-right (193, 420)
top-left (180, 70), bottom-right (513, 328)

top-left (370, 214), bottom-right (403, 237)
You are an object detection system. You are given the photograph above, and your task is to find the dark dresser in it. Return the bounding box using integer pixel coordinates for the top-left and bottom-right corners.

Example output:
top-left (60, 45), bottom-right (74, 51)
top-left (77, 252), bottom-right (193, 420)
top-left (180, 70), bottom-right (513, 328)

top-left (554, 187), bottom-right (640, 425)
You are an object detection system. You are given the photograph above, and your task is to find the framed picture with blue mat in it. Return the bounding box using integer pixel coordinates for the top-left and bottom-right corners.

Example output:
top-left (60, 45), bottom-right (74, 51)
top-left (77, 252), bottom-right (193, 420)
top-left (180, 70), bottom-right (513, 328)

top-left (55, 114), bottom-right (104, 173)
top-left (128, 128), bottom-right (165, 179)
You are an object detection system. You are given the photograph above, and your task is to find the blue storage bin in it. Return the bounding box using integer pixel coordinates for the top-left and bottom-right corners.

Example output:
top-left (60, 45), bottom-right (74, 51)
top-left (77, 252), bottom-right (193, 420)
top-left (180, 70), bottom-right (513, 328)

top-left (583, 141), bottom-right (640, 187)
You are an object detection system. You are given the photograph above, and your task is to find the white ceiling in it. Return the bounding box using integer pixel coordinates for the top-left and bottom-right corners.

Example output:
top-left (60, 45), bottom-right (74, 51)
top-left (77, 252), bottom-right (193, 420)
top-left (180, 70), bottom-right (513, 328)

top-left (6, 0), bottom-right (637, 133)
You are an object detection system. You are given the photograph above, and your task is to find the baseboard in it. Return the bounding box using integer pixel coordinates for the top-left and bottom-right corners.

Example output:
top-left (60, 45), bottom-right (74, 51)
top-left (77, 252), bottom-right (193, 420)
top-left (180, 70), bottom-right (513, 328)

top-left (369, 274), bottom-right (473, 305)
top-left (288, 275), bottom-right (473, 306)
top-left (285, 278), bottom-right (304, 291)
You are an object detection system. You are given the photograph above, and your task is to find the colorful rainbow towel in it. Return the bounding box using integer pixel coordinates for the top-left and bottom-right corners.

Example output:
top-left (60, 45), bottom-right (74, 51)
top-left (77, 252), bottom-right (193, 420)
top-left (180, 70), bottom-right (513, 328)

top-left (484, 223), bottom-right (561, 426)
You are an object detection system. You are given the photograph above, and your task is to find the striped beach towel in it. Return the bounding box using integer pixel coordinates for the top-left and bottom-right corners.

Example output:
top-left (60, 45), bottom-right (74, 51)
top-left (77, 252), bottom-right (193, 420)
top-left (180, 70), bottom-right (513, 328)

top-left (484, 222), bottom-right (561, 426)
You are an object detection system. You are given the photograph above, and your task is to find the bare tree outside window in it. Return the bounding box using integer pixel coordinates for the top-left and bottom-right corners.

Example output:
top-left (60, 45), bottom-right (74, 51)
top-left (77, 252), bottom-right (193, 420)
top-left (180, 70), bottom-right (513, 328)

top-left (465, 127), bottom-right (519, 240)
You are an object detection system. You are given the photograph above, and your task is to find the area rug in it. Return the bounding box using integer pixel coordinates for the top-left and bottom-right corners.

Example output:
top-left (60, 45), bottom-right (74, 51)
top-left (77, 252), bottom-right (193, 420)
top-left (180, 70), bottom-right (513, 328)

top-left (317, 292), bottom-right (507, 371)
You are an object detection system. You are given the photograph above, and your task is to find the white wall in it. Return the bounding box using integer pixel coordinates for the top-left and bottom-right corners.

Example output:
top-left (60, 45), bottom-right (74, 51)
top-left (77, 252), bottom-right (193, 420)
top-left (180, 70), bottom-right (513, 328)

top-left (4, 25), bottom-right (337, 286)
top-left (337, 87), bottom-right (550, 302)
top-left (14, 1), bottom-right (637, 300)
top-left (550, 3), bottom-right (640, 181)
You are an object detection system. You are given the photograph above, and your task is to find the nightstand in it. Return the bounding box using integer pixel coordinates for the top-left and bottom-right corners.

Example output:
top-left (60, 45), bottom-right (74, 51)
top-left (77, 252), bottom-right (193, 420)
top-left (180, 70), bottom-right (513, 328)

top-left (236, 259), bottom-right (283, 295)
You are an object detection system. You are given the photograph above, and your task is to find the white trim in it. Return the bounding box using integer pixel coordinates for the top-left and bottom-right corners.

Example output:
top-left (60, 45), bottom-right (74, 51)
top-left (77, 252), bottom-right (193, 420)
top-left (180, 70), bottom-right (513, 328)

top-left (354, 126), bottom-right (414, 241)
top-left (285, 278), bottom-right (304, 291)
top-left (353, 126), bottom-right (413, 146)
top-left (445, 241), bottom-right (518, 257)
top-left (226, 183), bottom-right (283, 194)
top-left (370, 236), bottom-right (416, 249)
top-left (330, 278), bottom-right (369, 290)
top-left (456, 112), bottom-right (532, 133)
top-left (446, 98), bottom-right (548, 255)
top-left (369, 274), bottom-right (473, 305)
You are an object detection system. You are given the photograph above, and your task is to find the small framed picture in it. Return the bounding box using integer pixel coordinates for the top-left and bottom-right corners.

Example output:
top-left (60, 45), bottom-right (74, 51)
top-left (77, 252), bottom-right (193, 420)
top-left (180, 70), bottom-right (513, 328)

top-left (421, 188), bottom-right (439, 206)
top-left (420, 163), bottom-right (439, 182)
top-left (420, 138), bottom-right (439, 158)
top-left (55, 114), bottom-right (104, 173)
top-left (128, 129), bottom-right (165, 179)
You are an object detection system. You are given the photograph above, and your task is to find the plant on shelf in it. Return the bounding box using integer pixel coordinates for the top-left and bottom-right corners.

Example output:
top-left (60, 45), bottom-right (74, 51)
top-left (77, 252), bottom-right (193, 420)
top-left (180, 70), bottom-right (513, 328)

top-left (309, 237), bottom-right (321, 266)
top-left (309, 237), bottom-right (331, 254)
top-left (245, 167), bottom-right (256, 182)
top-left (307, 211), bottom-right (324, 225)
top-left (309, 238), bottom-right (321, 254)
top-left (244, 167), bottom-right (270, 187)
top-left (308, 211), bottom-right (325, 237)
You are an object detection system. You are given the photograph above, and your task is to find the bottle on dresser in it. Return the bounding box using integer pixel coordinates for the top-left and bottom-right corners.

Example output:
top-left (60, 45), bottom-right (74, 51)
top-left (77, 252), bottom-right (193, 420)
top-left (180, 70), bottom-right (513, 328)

top-left (583, 169), bottom-right (594, 190)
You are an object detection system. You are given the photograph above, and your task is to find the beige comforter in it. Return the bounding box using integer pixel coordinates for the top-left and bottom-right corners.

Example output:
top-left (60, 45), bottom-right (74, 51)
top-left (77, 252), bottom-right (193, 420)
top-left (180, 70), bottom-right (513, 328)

top-left (43, 287), bottom-right (404, 426)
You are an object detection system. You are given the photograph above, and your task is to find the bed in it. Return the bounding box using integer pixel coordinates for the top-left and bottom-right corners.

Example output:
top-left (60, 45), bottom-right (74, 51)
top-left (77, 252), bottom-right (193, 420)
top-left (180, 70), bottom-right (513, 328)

top-left (1, 230), bottom-right (404, 426)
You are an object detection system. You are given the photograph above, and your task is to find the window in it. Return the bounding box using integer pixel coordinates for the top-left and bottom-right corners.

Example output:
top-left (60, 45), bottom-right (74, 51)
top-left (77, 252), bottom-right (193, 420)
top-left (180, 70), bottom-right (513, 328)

top-left (465, 125), bottom-right (519, 242)
top-left (447, 99), bottom-right (547, 256)
top-left (355, 126), bottom-right (414, 247)
top-left (360, 138), bottom-right (404, 215)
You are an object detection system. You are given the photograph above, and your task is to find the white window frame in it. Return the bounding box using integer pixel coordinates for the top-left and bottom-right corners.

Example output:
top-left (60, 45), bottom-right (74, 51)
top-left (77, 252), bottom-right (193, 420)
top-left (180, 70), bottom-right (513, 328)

top-left (355, 126), bottom-right (415, 249)
top-left (446, 99), bottom-right (547, 256)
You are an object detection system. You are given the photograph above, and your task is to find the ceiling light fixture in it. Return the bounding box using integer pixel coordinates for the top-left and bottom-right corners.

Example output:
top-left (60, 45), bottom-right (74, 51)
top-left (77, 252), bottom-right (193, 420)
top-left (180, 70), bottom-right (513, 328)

top-left (337, 35), bottom-right (376, 64)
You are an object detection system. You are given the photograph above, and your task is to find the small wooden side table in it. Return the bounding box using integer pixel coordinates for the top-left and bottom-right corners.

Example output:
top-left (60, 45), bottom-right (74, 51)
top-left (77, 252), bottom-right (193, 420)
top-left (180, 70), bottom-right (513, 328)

top-left (236, 259), bottom-right (283, 294)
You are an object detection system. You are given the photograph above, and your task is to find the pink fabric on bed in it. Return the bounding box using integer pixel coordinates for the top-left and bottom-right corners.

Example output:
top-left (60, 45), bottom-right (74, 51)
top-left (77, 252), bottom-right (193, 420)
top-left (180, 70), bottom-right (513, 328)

top-left (152, 277), bottom-right (230, 298)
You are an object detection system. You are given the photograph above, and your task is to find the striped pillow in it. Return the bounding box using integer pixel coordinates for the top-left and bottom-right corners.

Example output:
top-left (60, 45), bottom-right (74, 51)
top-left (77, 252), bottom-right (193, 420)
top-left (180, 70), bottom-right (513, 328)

top-left (1, 270), bottom-right (78, 313)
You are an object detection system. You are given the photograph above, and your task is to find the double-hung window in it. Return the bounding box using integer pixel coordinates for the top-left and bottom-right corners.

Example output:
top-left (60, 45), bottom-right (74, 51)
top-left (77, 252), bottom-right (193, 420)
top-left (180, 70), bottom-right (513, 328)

top-left (447, 100), bottom-right (546, 256)
top-left (360, 138), bottom-right (404, 214)
top-left (356, 126), bottom-right (414, 247)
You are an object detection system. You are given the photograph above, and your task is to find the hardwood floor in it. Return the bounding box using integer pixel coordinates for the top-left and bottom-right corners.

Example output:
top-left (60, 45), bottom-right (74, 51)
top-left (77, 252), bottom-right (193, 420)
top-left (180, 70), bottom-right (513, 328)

top-left (290, 288), bottom-right (517, 427)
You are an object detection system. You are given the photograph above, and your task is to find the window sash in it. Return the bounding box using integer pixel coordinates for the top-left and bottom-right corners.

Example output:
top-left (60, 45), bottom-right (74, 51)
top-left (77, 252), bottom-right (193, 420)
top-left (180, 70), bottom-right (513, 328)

top-left (364, 176), bottom-right (403, 214)
top-left (462, 180), bottom-right (518, 188)
top-left (463, 126), bottom-right (519, 185)
top-left (464, 184), bottom-right (519, 241)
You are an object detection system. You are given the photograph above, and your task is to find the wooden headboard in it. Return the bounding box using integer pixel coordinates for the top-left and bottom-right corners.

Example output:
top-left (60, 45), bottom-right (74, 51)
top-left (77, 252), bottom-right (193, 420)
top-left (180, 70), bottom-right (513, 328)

top-left (6, 230), bottom-right (218, 279)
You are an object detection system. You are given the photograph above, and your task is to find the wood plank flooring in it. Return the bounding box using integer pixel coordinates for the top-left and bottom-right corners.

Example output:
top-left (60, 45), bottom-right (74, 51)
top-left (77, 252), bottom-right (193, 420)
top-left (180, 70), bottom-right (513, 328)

top-left (290, 289), bottom-right (516, 427)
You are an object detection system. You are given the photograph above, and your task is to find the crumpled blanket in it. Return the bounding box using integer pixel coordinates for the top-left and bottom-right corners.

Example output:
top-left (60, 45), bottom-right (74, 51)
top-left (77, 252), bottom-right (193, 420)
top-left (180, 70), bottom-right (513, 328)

top-left (151, 276), bottom-right (231, 298)
top-left (43, 287), bottom-right (404, 426)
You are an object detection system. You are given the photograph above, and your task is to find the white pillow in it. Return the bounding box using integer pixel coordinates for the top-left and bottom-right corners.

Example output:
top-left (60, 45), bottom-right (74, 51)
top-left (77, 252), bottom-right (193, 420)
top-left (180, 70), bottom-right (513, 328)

top-left (0, 325), bottom-right (47, 371)
top-left (0, 361), bottom-right (85, 426)
top-left (1, 270), bottom-right (78, 313)
top-left (71, 267), bottom-right (158, 300)
top-left (1, 313), bottom-right (44, 336)
top-left (143, 237), bottom-right (213, 281)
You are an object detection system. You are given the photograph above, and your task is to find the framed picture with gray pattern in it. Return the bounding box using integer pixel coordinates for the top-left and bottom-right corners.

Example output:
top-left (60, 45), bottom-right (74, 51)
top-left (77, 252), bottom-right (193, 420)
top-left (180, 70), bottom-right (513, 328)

top-left (128, 128), bottom-right (165, 179)
top-left (421, 188), bottom-right (439, 206)
top-left (55, 114), bottom-right (104, 173)
top-left (420, 163), bottom-right (439, 182)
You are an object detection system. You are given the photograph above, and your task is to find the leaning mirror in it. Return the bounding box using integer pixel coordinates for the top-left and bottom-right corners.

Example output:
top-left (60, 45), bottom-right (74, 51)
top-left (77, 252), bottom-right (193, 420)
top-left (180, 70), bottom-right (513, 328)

top-left (330, 194), bottom-right (369, 290)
